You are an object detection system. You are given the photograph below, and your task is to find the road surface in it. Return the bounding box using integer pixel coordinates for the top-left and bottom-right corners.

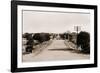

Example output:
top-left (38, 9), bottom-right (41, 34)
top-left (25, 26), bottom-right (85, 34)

top-left (23, 39), bottom-right (90, 62)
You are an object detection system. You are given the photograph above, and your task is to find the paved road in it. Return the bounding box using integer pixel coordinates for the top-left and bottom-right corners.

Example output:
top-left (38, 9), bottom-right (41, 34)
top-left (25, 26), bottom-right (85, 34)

top-left (23, 40), bottom-right (90, 62)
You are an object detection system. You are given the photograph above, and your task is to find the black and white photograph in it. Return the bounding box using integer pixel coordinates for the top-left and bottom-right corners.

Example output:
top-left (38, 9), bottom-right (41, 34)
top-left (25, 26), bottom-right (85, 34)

top-left (22, 10), bottom-right (90, 62)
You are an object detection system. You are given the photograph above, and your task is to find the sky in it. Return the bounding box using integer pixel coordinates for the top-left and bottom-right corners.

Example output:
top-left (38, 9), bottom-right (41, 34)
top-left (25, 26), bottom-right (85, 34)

top-left (23, 10), bottom-right (90, 33)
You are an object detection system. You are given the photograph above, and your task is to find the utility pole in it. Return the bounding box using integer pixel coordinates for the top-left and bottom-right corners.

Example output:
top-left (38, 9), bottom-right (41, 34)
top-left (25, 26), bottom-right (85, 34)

top-left (74, 26), bottom-right (81, 50)
top-left (67, 31), bottom-right (70, 41)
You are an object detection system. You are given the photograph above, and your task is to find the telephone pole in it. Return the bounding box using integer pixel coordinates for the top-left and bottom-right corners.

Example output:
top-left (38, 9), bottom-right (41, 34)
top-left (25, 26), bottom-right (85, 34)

top-left (74, 26), bottom-right (81, 50)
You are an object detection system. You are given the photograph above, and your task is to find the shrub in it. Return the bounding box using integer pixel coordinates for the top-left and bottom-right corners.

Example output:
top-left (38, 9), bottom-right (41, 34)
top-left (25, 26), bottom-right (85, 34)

top-left (77, 31), bottom-right (90, 54)
top-left (33, 33), bottom-right (50, 43)
top-left (26, 45), bottom-right (33, 53)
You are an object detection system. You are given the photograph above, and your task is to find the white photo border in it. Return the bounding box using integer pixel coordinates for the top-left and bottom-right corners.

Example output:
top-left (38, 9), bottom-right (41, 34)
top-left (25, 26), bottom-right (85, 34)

top-left (17, 5), bottom-right (94, 68)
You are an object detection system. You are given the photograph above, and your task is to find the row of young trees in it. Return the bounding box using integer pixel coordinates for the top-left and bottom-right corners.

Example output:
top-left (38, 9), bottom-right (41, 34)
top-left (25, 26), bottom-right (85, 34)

top-left (23, 33), bottom-right (51, 53)
top-left (59, 31), bottom-right (90, 54)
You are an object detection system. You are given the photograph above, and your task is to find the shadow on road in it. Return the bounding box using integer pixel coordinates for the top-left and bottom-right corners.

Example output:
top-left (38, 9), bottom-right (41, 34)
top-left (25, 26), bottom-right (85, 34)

top-left (48, 48), bottom-right (74, 51)
top-left (48, 48), bottom-right (90, 55)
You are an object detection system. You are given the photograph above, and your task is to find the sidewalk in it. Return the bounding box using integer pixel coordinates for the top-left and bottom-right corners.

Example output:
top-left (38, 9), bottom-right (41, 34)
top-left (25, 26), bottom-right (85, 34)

top-left (22, 40), bottom-right (53, 57)
top-left (64, 40), bottom-right (77, 49)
